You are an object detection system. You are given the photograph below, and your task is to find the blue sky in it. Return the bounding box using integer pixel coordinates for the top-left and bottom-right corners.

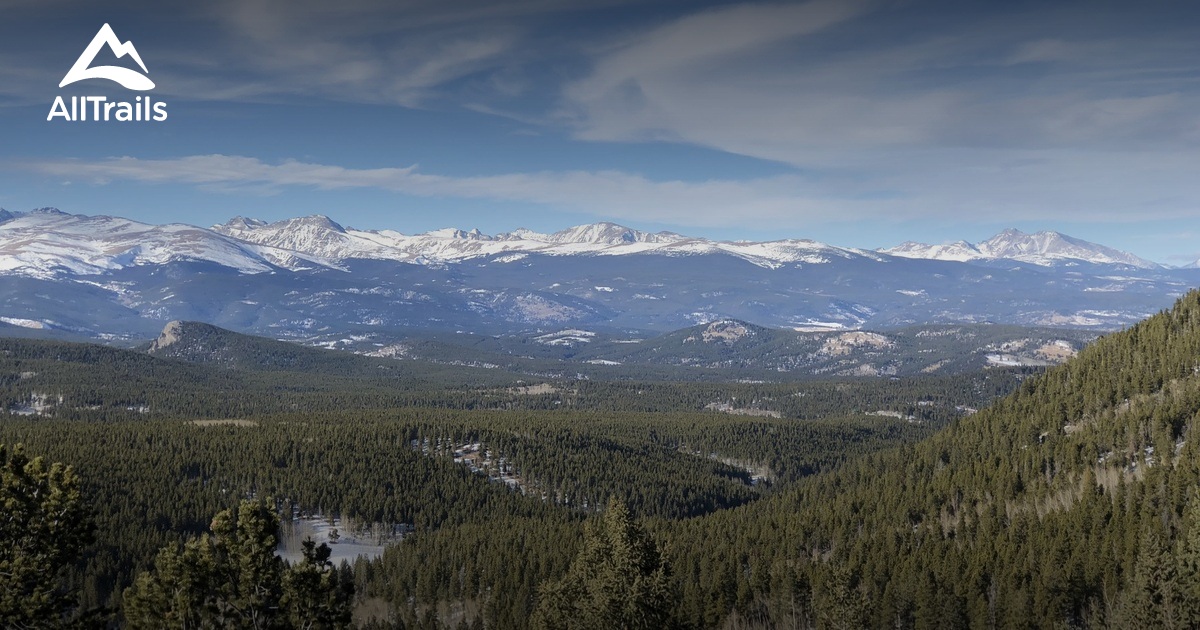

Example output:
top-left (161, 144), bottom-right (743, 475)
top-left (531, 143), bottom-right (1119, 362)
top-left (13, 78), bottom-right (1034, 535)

top-left (2, 0), bottom-right (1199, 263)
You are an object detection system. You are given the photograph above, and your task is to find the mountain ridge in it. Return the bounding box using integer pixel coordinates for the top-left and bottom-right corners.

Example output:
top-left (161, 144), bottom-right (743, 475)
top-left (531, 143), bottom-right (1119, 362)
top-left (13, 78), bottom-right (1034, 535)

top-left (882, 228), bottom-right (1160, 269)
top-left (1, 207), bottom-right (1191, 339)
top-left (0, 207), bottom-right (1163, 275)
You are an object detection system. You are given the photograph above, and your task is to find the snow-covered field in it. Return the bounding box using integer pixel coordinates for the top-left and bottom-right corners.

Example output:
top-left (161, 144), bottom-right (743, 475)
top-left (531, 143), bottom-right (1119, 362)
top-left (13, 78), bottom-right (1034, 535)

top-left (277, 516), bottom-right (407, 564)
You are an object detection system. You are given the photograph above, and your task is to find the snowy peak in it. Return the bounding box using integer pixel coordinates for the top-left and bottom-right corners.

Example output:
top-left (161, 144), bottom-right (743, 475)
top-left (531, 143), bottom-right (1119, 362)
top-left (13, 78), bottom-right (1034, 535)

top-left (221, 216), bottom-right (266, 231)
top-left (883, 229), bottom-right (1159, 269)
top-left (217, 214), bottom-right (345, 237)
top-left (0, 209), bottom-right (1167, 281)
top-left (882, 240), bottom-right (982, 263)
top-left (0, 209), bottom-right (290, 277)
top-left (976, 229), bottom-right (1153, 267)
top-left (546, 222), bottom-right (683, 246)
top-left (493, 223), bottom-right (682, 246)
top-left (208, 218), bottom-right (819, 267)
top-left (423, 227), bottom-right (493, 241)
top-left (212, 214), bottom-right (372, 261)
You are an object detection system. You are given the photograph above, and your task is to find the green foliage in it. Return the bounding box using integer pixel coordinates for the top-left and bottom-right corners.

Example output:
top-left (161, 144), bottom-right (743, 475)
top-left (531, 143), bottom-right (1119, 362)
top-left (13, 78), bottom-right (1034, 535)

top-left (533, 497), bottom-right (676, 630)
top-left (282, 540), bottom-right (353, 630)
top-left (123, 499), bottom-right (352, 629)
top-left (1, 302), bottom-right (1154, 629)
top-left (0, 443), bottom-right (95, 628)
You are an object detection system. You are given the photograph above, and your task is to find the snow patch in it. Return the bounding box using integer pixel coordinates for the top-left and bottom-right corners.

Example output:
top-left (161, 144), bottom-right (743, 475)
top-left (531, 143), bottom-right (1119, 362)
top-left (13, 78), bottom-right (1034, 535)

top-left (0, 316), bottom-right (47, 329)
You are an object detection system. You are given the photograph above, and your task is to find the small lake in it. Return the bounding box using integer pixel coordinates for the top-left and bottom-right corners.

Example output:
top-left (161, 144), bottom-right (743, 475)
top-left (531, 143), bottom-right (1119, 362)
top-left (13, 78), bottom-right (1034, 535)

top-left (277, 517), bottom-right (407, 564)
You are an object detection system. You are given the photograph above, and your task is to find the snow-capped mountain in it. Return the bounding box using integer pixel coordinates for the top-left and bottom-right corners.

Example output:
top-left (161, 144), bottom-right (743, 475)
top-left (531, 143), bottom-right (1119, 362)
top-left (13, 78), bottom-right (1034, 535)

top-left (883, 229), bottom-right (1159, 269)
top-left (0, 208), bottom-right (328, 278)
top-left (0, 208), bottom-right (1192, 341)
top-left (511, 222), bottom-right (684, 246)
top-left (214, 215), bottom-right (417, 264)
top-left (883, 240), bottom-right (984, 263)
top-left (210, 215), bottom-right (879, 269)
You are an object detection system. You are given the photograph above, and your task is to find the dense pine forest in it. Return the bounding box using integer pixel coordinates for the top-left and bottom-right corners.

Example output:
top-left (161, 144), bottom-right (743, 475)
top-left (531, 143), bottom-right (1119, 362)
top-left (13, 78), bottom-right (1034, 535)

top-left (8, 293), bottom-right (1200, 627)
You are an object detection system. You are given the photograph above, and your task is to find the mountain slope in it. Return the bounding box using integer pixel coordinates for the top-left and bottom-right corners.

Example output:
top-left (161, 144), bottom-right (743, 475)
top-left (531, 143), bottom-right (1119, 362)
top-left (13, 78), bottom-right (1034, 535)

top-left (661, 289), bottom-right (1200, 626)
top-left (143, 320), bottom-right (527, 386)
top-left (212, 214), bottom-right (879, 269)
top-left (568, 320), bottom-right (1095, 376)
top-left (2, 208), bottom-right (1191, 339)
top-left (883, 228), bottom-right (1160, 268)
top-left (0, 208), bottom-right (328, 278)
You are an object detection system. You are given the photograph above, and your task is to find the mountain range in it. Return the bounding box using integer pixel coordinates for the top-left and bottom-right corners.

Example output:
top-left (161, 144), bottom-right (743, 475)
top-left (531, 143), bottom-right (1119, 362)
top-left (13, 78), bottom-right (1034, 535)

top-left (0, 207), bottom-right (1195, 343)
top-left (882, 228), bottom-right (1160, 269)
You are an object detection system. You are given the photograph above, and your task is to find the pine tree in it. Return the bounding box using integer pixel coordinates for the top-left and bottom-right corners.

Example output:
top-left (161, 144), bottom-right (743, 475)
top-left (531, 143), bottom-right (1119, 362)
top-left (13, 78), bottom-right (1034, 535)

top-left (532, 497), bottom-right (676, 629)
top-left (1112, 527), bottom-right (1184, 629)
top-left (0, 444), bottom-right (95, 627)
top-left (816, 564), bottom-right (868, 630)
top-left (282, 539), bottom-right (354, 629)
top-left (123, 499), bottom-right (353, 629)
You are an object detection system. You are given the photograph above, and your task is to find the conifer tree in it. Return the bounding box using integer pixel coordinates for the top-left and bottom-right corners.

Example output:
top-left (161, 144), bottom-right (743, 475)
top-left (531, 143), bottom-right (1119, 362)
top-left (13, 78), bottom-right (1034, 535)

top-left (0, 444), bottom-right (95, 627)
top-left (533, 497), bottom-right (676, 630)
top-left (123, 499), bottom-right (352, 629)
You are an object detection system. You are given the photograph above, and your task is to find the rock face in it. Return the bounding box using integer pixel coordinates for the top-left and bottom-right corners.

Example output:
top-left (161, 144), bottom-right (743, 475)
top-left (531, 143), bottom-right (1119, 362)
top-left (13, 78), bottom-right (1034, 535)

top-left (148, 321), bottom-right (185, 352)
top-left (700, 320), bottom-right (753, 344)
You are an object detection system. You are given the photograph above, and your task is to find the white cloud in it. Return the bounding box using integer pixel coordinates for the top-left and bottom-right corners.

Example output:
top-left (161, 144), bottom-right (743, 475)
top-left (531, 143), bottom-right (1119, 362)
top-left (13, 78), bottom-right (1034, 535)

top-left (560, 1), bottom-right (1200, 161)
top-left (0, 0), bottom-right (631, 106)
top-left (22, 151), bottom-right (1200, 229)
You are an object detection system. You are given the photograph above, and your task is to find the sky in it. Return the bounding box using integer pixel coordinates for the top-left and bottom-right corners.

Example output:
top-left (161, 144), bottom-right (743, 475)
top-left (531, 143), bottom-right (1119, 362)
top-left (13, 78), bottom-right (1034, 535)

top-left (1, 0), bottom-right (1199, 263)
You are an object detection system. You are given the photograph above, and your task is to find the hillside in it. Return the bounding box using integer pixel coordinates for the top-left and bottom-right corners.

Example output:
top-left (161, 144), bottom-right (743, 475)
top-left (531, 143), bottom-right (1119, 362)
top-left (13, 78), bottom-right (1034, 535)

top-left (10, 293), bottom-right (1200, 627)
top-left (569, 319), bottom-right (1095, 376)
top-left (661, 289), bottom-right (1200, 626)
top-left (358, 289), bottom-right (1200, 628)
top-left (146, 319), bottom-right (396, 373)
top-left (2, 332), bottom-right (1005, 622)
top-left (141, 320), bottom-right (536, 388)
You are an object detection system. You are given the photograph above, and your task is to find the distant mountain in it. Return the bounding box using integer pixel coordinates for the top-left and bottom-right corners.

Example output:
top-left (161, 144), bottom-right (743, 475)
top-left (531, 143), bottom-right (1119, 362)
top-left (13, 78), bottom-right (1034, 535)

top-left (883, 228), bottom-right (1160, 269)
top-left (0, 208), bottom-right (320, 277)
top-left (146, 319), bottom-right (337, 370)
top-left (1, 208), bottom-right (1195, 341)
top-left (144, 320), bottom-right (524, 385)
top-left (563, 319), bottom-right (1096, 376)
top-left (211, 214), bottom-right (878, 269)
top-left (511, 222), bottom-right (685, 246)
top-left (140, 318), bottom-right (1094, 382)
top-left (213, 215), bottom-right (418, 264)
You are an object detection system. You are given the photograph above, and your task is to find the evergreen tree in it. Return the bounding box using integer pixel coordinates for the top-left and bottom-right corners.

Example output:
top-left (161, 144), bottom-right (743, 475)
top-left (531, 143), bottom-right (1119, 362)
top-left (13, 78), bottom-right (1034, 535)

top-left (0, 443), bottom-right (95, 627)
top-left (123, 499), bottom-right (352, 629)
top-left (817, 564), bottom-right (868, 630)
top-left (533, 497), bottom-right (676, 630)
top-left (282, 539), bottom-right (354, 629)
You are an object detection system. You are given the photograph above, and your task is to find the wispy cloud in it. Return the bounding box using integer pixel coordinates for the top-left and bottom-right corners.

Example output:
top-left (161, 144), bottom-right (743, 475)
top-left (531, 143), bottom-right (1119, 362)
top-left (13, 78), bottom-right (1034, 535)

top-left (201, 0), bottom-right (528, 106)
top-left (22, 152), bottom-right (1200, 229)
top-left (0, 0), bottom-right (631, 106)
top-left (6, 1), bottom-right (1200, 244)
top-left (561, 1), bottom-right (1200, 161)
top-left (24, 155), bottom-right (815, 225)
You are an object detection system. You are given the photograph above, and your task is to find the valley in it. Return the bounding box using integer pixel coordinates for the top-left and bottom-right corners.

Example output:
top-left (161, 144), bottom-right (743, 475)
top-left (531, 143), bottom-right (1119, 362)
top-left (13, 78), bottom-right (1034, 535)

top-left (6, 290), bottom-right (1200, 627)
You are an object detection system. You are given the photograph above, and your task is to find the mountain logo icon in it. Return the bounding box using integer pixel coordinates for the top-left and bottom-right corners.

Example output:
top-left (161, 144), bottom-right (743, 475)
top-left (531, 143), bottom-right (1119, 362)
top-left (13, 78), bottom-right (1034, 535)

top-left (59, 24), bottom-right (155, 91)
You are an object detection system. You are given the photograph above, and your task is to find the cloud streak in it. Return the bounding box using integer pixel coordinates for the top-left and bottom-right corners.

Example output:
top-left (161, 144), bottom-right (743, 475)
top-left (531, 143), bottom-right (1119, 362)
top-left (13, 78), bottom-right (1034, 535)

top-left (561, 1), bottom-right (1200, 163)
top-left (23, 152), bottom-right (1200, 230)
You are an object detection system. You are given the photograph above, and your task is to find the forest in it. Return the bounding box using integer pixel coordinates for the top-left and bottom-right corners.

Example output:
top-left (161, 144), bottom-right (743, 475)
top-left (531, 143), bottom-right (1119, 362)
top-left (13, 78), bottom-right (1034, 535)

top-left (5, 293), bottom-right (1200, 628)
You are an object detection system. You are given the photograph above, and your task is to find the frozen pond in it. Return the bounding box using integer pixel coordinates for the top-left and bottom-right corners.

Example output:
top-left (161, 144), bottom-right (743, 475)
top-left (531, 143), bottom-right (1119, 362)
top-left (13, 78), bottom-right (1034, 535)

top-left (277, 517), bottom-right (407, 564)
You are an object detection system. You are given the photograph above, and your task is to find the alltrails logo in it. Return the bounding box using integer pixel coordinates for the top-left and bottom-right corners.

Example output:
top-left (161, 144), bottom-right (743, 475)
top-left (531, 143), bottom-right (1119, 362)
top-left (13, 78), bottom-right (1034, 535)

top-left (47, 24), bottom-right (168, 122)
